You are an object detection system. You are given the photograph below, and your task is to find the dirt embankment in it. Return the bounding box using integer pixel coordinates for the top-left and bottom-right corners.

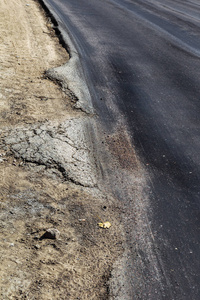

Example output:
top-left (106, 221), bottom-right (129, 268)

top-left (0, 0), bottom-right (124, 299)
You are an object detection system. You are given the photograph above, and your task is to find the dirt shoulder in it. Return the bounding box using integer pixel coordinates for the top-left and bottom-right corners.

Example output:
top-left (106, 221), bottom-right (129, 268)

top-left (0, 0), bottom-right (123, 299)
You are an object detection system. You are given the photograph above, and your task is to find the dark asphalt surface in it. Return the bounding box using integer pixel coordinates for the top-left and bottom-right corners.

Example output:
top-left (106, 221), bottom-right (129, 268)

top-left (44, 0), bottom-right (200, 298)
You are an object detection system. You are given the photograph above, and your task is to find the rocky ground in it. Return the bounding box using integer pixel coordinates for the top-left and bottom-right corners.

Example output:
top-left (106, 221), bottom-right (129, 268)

top-left (0, 0), bottom-right (124, 299)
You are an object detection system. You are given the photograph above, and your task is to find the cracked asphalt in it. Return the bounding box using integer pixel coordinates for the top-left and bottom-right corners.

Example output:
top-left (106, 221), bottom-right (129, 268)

top-left (1, 118), bottom-right (97, 187)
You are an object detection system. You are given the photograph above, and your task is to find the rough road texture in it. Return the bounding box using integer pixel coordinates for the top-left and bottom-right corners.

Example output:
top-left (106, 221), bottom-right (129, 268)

top-left (1, 118), bottom-right (97, 187)
top-left (0, 0), bottom-right (123, 299)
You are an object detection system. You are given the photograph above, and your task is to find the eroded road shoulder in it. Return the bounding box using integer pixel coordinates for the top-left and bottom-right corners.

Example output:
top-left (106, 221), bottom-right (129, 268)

top-left (0, 0), bottom-right (123, 299)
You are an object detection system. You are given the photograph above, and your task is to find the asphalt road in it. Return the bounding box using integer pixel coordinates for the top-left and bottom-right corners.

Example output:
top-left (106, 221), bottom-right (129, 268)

top-left (44, 0), bottom-right (200, 298)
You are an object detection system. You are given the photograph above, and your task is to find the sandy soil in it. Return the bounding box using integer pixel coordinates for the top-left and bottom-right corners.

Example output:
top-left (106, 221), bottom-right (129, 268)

top-left (0, 0), bottom-right (123, 299)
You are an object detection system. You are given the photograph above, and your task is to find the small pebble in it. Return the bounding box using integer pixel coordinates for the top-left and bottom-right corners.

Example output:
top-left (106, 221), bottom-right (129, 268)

top-left (42, 228), bottom-right (60, 239)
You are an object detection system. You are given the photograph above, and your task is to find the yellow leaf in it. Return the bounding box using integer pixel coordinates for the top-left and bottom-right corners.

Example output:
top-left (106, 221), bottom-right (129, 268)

top-left (98, 221), bottom-right (111, 229)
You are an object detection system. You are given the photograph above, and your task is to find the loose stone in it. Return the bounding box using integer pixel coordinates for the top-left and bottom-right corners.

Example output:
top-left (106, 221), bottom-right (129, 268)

top-left (42, 228), bottom-right (60, 240)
